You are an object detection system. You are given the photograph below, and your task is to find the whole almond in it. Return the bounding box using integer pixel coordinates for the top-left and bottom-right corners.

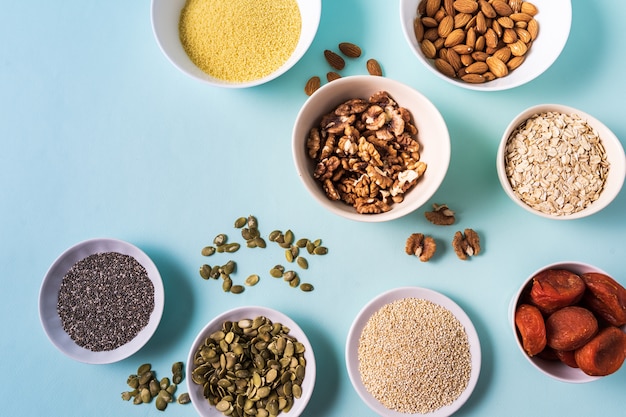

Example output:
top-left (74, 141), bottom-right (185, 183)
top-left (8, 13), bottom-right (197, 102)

top-left (471, 50), bottom-right (489, 61)
top-left (451, 44), bottom-right (473, 55)
top-left (453, 0), bottom-right (479, 14)
top-left (527, 18), bottom-right (539, 40)
top-left (326, 71), bottom-right (341, 82)
top-left (506, 55), bottom-right (525, 71)
top-left (515, 28), bottom-right (532, 43)
top-left (461, 73), bottom-right (486, 83)
top-left (465, 61), bottom-right (488, 74)
top-left (478, 0), bottom-right (496, 18)
top-left (510, 12), bottom-right (533, 22)
top-left (444, 28), bottom-right (466, 47)
top-left (491, 0), bottom-right (513, 16)
top-left (420, 39), bottom-right (438, 59)
top-left (414, 18), bottom-right (425, 42)
top-left (338, 42), bottom-right (362, 58)
top-left (366, 58), bottom-right (383, 76)
top-left (492, 46), bottom-right (512, 63)
top-left (438, 15), bottom-right (454, 38)
top-left (502, 28), bottom-right (518, 43)
top-left (509, 39), bottom-right (528, 56)
top-left (324, 50), bottom-right (345, 70)
top-left (454, 12), bottom-right (472, 28)
top-left (304, 76), bottom-right (320, 96)
top-left (466, 27), bottom-right (477, 49)
top-left (444, 0), bottom-right (455, 16)
top-left (435, 58), bottom-right (457, 78)
top-left (475, 11), bottom-right (487, 34)
top-left (486, 56), bottom-right (508, 78)
top-left (521, 1), bottom-right (538, 16)
top-left (485, 27), bottom-right (498, 48)
top-left (446, 48), bottom-right (463, 71)
top-left (426, 0), bottom-right (442, 17)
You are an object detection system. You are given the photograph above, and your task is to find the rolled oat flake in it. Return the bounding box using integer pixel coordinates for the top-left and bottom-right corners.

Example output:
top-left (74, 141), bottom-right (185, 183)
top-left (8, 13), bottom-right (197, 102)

top-left (57, 252), bottom-right (154, 351)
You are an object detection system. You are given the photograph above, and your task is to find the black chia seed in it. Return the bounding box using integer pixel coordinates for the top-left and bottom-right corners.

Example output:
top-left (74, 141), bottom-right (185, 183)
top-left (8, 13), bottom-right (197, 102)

top-left (57, 252), bottom-right (155, 352)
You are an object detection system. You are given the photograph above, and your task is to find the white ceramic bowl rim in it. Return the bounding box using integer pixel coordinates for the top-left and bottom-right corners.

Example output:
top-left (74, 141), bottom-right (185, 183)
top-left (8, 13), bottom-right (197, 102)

top-left (38, 238), bottom-right (164, 364)
top-left (496, 103), bottom-right (626, 220)
top-left (150, 0), bottom-right (321, 87)
top-left (509, 261), bottom-right (625, 383)
top-left (346, 286), bottom-right (481, 416)
top-left (292, 75), bottom-right (451, 222)
top-left (399, 0), bottom-right (573, 91)
top-left (186, 306), bottom-right (316, 417)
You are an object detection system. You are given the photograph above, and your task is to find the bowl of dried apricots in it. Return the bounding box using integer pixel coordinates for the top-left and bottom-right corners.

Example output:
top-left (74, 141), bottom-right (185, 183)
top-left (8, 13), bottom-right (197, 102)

top-left (399, 0), bottom-right (572, 91)
top-left (510, 261), bottom-right (626, 383)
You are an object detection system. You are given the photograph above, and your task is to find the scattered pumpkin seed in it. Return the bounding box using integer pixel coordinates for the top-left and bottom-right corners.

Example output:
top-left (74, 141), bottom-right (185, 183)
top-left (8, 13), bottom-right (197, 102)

top-left (222, 277), bottom-right (233, 292)
top-left (234, 217), bottom-right (247, 228)
top-left (121, 391), bottom-right (132, 401)
top-left (254, 236), bottom-right (266, 248)
top-left (245, 274), bottom-right (260, 286)
top-left (284, 229), bottom-right (294, 245)
top-left (230, 284), bottom-right (245, 294)
top-left (268, 230), bottom-right (282, 242)
top-left (213, 234), bottom-right (227, 246)
top-left (155, 396), bottom-right (167, 411)
top-left (283, 270), bottom-right (297, 282)
top-left (296, 238), bottom-right (309, 248)
top-left (177, 392), bottom-right (190, 404)
top-left (313, 246), bottom-right (328, 255)
top-left (247, 215), bottom-right (258, 229)
top-left (199, 264), bottom-right (211, 280)
top-left (285, 249), bottom-right (294, 263)
top-left (269, 265), bottom-right (285, 278)
top-left (300, 283), bottom-right (314, 292)
top-left (289, 276), bottom-right (301, 288)
top-left (223, 242), bottom-right (240, 253)
top-left (296, 256), bottom-right (308, 269)
top-left (201, 246), bottom-right (216, 256)
top-left (138, 363), bottom-right (152, 375)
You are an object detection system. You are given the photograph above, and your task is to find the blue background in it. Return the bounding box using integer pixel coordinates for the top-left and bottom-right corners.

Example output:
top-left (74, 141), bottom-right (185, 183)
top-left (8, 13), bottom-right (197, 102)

top-left (1, 0), bottom-right (624, 416)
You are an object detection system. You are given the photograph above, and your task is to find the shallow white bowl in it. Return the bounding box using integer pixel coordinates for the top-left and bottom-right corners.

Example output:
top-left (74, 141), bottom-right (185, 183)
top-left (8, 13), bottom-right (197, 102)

top-left (292, 75), bottom-right (450, 222)
top-left (346, 287), bottom-right (481, 416)
top-left (39, 238), bottom-right (164, 364)
top-left (496, 104), bottom-right (626, 219)
top-left (399, 0), bottom-right (572, 91)
top-left (151, 0), bottom-right (320, 87)
top-left (187, 306), bottom-right (316, 417)
top-left (509, 261), bottom-right (626, 383)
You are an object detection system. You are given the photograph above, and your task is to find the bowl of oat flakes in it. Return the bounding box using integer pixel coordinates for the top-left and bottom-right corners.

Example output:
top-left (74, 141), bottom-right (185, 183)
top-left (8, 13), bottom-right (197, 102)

top-left (151, 0), bottom-right (320, 87)
top-left (292, 75), bottom-right (451, 222)
top-left (399, 0), bottom-right (572, 91)
top-left (496, 104), bottom-right (625, 219)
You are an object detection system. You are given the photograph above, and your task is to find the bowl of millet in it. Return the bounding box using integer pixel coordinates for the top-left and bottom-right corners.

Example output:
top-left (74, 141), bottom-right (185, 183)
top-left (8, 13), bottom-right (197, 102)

top-left (151, 0), bottom-right (321, 87)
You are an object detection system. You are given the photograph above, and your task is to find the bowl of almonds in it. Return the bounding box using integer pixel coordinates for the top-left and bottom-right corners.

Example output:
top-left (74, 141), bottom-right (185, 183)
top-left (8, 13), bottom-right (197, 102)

top-left (292, 75), bottom-right (451, 222)
top-left (497, 104), bottom-right (625, 219)
top-left (399, 0), bottom-right (572, 91)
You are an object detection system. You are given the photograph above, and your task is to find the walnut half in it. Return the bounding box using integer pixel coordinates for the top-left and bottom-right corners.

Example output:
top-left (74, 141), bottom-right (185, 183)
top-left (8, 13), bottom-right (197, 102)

top-left (424, 203), bottom-right (455, 225)
top-left (405, 233), bottom-right (437, 262)
top-left (452, 229), bottom-right (481, 260)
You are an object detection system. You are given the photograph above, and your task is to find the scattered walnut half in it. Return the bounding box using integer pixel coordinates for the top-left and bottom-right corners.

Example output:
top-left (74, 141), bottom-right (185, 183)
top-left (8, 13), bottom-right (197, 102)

top-left (405, 233), bottom-right (437, 262)
top-left (452, 229), bottom-right (481, 260)
top-left (424, 203), bottom-right (455, 225)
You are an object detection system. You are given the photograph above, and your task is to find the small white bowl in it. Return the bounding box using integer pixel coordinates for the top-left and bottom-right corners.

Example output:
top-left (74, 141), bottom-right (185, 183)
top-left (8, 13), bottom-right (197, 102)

top-left (496, 104), bottom-right (626, 220)
top-left (399, 0), bottom-right (572, 91)
top-left (187, 306), bottom-right (316, 417)
top-left (508, 261), bottom-right (626, 383)
top-left (292, 75), bottom-right (450, 222)
top-left (39, 238), bottom-right (164, 364)
top-left (151, 0), bottom-right (320, 87)
top-left (346, 287), bottom-right (481, 416)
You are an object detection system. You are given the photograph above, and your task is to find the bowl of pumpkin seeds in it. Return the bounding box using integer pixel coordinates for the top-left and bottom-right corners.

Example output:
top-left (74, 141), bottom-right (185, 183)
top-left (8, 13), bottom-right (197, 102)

top-left (187, 306), bottom-right (316, 417)
top-left (292, 75), bottom-right (450, 222)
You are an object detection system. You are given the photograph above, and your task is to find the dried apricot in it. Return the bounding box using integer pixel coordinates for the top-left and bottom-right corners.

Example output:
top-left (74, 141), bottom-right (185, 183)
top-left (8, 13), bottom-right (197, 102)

top-left (529, 269), bottom-right (586, 314)
top-left (545, 306), bottom-right (598, 351)
top-left (515, 303), bottom-right (546, 356)
top-left (555, 349), bottom-right (578, 368)
top-left (581, 272), bottom-right (626, 327)
top-left (575, 326), bottom-right (626, 376)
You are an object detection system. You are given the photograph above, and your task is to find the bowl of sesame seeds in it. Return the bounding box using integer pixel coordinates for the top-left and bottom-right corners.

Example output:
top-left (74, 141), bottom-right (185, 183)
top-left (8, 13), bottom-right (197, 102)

top-left (496, 104), bottom-right (625, 219)
top-left (346, 287), bottom-right (481, 416)
top-left (151, 0), bottom-right (321, 87)
top-left (39, 238), bottom-right (164, 364)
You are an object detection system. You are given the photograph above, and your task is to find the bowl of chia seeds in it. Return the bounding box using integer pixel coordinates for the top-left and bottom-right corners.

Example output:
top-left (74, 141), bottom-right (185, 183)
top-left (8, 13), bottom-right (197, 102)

top-left (346, 287), bottom-right (481, 416)
top-left (39, 238), bottom-right (164, 364)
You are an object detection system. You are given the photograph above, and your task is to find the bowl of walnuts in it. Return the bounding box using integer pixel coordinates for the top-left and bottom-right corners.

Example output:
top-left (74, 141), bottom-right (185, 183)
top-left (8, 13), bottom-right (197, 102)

top-left (510, 261), bottom-right (626, 383)
top-left (292, 75), bottom-right (451, 222)
top-left (399, 0), bottom-right (572, 91)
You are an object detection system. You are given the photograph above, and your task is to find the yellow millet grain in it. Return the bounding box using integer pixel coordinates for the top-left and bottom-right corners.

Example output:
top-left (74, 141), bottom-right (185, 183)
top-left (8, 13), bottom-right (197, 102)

top-left (179, 0), bottom-right (301, 83)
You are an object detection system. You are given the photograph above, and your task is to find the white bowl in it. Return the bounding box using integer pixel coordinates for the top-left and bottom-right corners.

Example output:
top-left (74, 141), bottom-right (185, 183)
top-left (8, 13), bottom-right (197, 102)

top-left (292, 75), bottom-right (450, 222)
top-left (346, 287), bottom-right (481, 416)
top-left (151, 0), bottom-right (320, 87)
top-left (39, 238), bottom-right (164, 364)
top-left (187, 306), bottom-right (316, 417)
top-left (509, 261), bottom-right (626, 383)
top-left (399, 0), bottom-right (572, 91)
top-left (496, 104), bottom-right (626, 219)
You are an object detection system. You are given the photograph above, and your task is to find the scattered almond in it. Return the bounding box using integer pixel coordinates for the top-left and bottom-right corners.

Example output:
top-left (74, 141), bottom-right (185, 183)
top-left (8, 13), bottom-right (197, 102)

top-left (338, 42), bottom-right (362, 58)
top-left (324, 50), bottom-right (345, 70)
top-left (326, 71), bottom-right (341, 82)
top-left (453, 0), bottom-right (479, 14)
top-left (366, 58), bottom-right (383, 76)
top-left (304, 76), bottom-right (321, 96)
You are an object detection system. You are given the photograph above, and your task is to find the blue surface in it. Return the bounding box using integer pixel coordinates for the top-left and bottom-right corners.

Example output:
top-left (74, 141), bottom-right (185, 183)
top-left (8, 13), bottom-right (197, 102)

top-left (1, 1), bottom-right (625, 416)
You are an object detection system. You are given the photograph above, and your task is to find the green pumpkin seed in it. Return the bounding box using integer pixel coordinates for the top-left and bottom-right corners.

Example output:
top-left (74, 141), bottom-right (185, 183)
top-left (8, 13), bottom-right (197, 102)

top-left (230, 285), bottom-right (245, 294)
top-left (121, 391), bottom-right (133, 401)
top-left (127, 375), bottom-right (139, 389)
top-left (268, 230), bottom-right (282, 242)
top-left (177, 392), bottom-right (190, 404)
top-left (222, 277), bottom-right (232, 292)
top-left (313, 246), bottom-right (328, 255)
top-left (172, 361), bottom-right (183, 374)
top-left (247, 215), bottom-right (258, 229)
top-left (300, 283), bottom-right (314, 292)
top-left (289, 276), bottom-right (300, 288)
top-left (284, 230), bottom-right (294, 245)
top-left (295, 238), bottom-right (309, 248)
top-left (201, 246), bottom-right (216, 256)
top-left (283, 270), bottom-right (297, 282)
top-left (269, 266), bottom-right (284, 278)
top-left (254, 236), bottom-right (266, 248)
top-left (155, 396), bottom-right (167, 411)
top-left (216, 400), bottom-right (231, 412)
top-left (285, 249), bottom-right (294, 263)
top-left (199, 264), bottom-right (211, 280)
top-left (222, 260), bottom-right (236, 274)
top-left (133, 394), bottom-right (143, 405)
top-left (223, 243), bottom-right (240, 253)
top-left (245, 274), bottom-right (260, 286)
top-left (213, 234), bottom-right (227, 245)
top-left (167, 383), bottom-right (177, 395)
top-left (234, 217), bottom-right (247, 228)
top-left (140, 387), bottom-right (152, 403)
top-left (296, 256), bottom-right (308, 269)
top-left (149, 379), bottom-right (160, 397)
top-left (137, 363), bottom-right (152, 375)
